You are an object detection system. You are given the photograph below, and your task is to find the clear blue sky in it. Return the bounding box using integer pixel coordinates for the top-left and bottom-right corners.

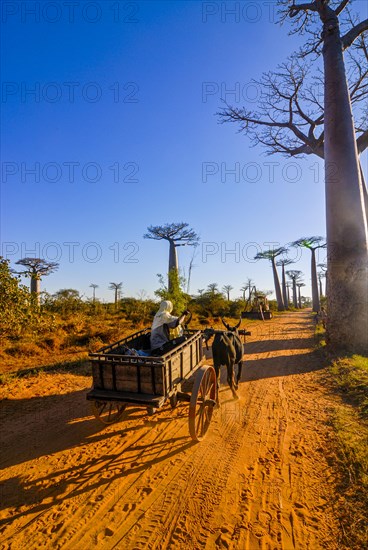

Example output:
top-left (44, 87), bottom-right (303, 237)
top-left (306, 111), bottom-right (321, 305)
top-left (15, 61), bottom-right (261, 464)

top-left (1, 1), bottom-right (367, 302)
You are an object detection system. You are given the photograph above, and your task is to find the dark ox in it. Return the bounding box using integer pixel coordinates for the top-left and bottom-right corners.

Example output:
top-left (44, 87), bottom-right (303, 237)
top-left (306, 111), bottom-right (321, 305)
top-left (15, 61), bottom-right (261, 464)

top-left (203, 318), bottom-right (248, 401)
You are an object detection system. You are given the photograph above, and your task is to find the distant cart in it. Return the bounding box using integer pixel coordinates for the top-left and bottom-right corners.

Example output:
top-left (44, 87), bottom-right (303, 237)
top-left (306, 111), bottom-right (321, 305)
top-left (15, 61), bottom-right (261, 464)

top-left (86, 327), bottom-right (216, 442)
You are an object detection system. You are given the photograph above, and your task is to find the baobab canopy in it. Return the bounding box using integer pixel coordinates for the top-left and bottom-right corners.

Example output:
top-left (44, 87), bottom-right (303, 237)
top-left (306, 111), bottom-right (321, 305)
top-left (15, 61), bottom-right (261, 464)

top-left (144, 223), bottom-right (200, 292)
top-left (144, 223), bottom-right (200, 247)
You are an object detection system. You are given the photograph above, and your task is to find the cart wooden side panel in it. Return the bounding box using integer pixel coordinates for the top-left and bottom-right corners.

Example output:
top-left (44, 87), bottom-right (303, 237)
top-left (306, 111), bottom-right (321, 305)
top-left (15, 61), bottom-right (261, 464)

top-left (89, 330), bottom-right (203, 398)
top-left (163, 337), bottom-right (203, 390)
top-left (91, 362), bottom-right (166, 395)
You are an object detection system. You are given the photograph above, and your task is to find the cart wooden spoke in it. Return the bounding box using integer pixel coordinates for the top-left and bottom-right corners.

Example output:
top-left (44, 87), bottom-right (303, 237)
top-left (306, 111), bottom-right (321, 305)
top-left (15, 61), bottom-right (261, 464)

top-left (189, 366), bottom-right (217, 442)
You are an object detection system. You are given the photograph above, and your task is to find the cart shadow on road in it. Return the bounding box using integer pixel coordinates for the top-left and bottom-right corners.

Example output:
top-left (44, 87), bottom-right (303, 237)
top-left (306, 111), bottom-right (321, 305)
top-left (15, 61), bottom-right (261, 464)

top-left (0, 390), bottom-right (114, 469)
top-left (0, 390), bottom-right (190, 472)
top-left (0, 427), bottom-right (195, 530)
top-left (0, 389), bottom-right (198, 528)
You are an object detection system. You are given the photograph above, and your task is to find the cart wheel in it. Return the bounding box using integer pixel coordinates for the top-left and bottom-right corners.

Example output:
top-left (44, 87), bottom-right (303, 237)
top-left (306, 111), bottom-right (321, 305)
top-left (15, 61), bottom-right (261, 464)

top-left (189, 365), bottom-right (217, 442)
top-left (91, 400), bottom-right (126, 425)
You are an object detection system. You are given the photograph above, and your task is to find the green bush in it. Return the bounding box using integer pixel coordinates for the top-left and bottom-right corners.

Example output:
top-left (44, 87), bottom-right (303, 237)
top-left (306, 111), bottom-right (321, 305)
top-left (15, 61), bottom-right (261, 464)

top-left (43, 288), bottom-right (86, 315)
top-left (154, 270), bottom-right (188, 314)
top-left (0, 257), bottom-right (34, 337)
top-left (121, 297), bottom-right (157, 325)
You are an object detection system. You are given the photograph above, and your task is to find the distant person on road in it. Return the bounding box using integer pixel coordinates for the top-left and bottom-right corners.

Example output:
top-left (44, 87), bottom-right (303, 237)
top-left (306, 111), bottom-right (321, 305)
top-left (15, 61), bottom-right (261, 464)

top-left (150, 300), bottom-right (189, 354)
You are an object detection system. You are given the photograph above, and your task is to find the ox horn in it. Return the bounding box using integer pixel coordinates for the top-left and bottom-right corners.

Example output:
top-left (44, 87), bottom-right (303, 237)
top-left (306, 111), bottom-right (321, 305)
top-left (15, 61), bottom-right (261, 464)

top-left (186, 311), bottom-right (192, 325)
top-left (221, 318), bottom-right (231, 330)
top-left (235, 317), bottom-right (242, 329)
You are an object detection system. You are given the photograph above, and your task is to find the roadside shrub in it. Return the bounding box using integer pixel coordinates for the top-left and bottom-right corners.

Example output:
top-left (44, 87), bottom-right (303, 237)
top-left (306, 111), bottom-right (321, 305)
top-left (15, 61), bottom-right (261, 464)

top-left (43, 288), bottom-right (86, 315)
top-left (121, 297), bottom-right (157, 325)
top-left (37, 336), bottom-right (59, 351)
top-left (154, 270), bottom-right (188, 314)
top-left (88, 337), bottom-right (105, 352)
top-left (5, 342), bottom-right (42, 357)
top-left (268, 300), bottom-right (279, 312)
top-left (0, 257), bottom-right (32, 337)
top-left (228, 299), bottom-right (244, 318)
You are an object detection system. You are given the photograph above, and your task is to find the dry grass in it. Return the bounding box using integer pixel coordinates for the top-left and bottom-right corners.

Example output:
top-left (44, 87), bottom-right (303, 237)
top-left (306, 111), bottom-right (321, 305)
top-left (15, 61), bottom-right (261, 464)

top-left (0, 312), bottom-right (137, 375)
top-left (329, 355), bottom-right (368, 549)
top-left (313, 317), bottom-right (367, 547)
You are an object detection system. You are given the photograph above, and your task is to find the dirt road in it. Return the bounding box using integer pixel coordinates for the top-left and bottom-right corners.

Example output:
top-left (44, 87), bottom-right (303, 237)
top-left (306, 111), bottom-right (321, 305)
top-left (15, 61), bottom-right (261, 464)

top-left (0, 311), bottom-right (342, 549)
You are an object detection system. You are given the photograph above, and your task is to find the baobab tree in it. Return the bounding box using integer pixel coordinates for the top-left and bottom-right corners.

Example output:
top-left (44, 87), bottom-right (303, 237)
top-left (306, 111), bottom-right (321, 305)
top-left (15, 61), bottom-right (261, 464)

top-left (292, 236), bottom-right (326, 312)
top-left (109, 282), bottom-right (122, 309)
top-left (318, 271), bottom-right (325, 297)
top-left (254, 247), bottom-right (287, 310)
top-left (144, 223), bottom-right (199, 291)
top-left (207, 283), bottom-right (219, 295)
top-left (240, 286), bottom-right (247, 305)
top-left (90, 283), bottom-right (98, 302)
top-left (286, 282), bottom-right (292, 303)
top-left (241, 278), bottom-right (254, 304)
top-left (297, 282), bottom-right (306, 309)
top-left (14, 258), bottom-right (59, 305)
top-left (222, 284), bottom-right (234, 301)
top-left (318, 262), bottom-right (328, 295)
top-left (287, 270), bottom-right (304, 308)
top-left (219, 0), bottom-right (368, 351)
top-left (276, 257), bottom-right (295, 309)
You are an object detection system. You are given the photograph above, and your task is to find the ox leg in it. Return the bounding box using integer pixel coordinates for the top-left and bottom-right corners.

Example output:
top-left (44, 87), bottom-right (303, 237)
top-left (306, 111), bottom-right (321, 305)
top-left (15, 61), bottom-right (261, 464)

top-left (213, 364), bottom-right (220, 406)
top-left (227, 365), bottom-right (238, 400)
top-left (236, 361), bottom-right (243, 385)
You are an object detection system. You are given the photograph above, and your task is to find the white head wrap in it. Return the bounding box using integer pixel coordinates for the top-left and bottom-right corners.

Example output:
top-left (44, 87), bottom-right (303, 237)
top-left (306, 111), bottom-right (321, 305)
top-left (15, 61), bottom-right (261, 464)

top-left (151, 300), bottom-right (177, 330)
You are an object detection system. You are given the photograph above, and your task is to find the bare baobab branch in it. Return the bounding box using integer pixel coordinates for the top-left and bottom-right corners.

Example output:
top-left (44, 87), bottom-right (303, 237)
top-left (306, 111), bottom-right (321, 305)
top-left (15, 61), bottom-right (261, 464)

top-left (341, 19), bottom-right (368, 50)
top-left (335, 0), bottom-right (350, 16)
top-left (357, 130), bottom-right (368, 154)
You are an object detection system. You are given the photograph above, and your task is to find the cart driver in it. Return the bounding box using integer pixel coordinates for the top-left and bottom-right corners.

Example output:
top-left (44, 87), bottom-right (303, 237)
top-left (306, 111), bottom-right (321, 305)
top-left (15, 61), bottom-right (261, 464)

top-left (150, 300), bottom-right (189, 354)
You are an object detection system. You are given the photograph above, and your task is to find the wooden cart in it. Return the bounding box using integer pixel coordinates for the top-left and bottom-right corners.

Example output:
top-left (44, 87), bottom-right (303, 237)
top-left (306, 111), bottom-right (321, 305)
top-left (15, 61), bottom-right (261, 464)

top-left (86, 329), bottom-right (216, 441)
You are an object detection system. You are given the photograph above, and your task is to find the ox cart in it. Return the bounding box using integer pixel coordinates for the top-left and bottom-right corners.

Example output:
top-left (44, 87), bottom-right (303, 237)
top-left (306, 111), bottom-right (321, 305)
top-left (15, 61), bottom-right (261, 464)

top-left (86, 328), bottom-right (217, 441)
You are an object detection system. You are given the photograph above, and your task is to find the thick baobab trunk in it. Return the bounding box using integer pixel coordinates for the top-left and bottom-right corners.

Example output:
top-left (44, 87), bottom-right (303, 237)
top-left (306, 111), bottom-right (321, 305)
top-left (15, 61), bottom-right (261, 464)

top-left (319, 276), bottom-right (323, 298)
top-left (298, 287), bottom-right (302, 309)
top-left (168, 240), bottom-right (179, 291)
top-left (311, 249), bottom-right (320, 312)
top-left (359, 162), bottom-right (368, 219)
top-left (293, 280), bottom-right (298, 308)
top-left (30, 277), bottom-right (41, 305)
top-left (322, 8), bottom-right (368, 352)
top-left (325, 272), bottom-right (328, 297)
top-left (271, 259), bottom-right (285, 311)
top-left (281, 264), bottom-right (288, 309)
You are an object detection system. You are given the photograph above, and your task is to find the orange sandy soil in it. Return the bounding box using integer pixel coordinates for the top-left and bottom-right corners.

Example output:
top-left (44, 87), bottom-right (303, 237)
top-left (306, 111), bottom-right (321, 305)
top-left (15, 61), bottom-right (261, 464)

top-left (0, 311), bottom-right (345, 549)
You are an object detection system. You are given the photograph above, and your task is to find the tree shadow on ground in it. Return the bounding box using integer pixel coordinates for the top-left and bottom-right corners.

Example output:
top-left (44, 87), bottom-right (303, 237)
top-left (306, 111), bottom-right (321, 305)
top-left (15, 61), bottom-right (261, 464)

top-left (4, 358), bottom-right (90, 378)
top-left (241, 348), bottom-right (327, 382)
top-left (244, 336), bottom-right (318, 354)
